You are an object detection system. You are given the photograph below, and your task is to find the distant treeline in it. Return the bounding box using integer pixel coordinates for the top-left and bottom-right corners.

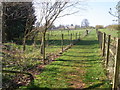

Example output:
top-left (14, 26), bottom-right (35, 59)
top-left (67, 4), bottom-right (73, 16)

top-left (95, 25), bottom-right (120, 30)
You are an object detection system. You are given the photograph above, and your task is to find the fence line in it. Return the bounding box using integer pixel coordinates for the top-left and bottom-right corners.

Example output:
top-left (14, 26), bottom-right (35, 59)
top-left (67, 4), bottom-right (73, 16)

top-left (46, 30), bottom-right (91, 61)
top-left (96, 29), bottom-right (120, 90)
top-left (2, 29), bottom-right (91, 88)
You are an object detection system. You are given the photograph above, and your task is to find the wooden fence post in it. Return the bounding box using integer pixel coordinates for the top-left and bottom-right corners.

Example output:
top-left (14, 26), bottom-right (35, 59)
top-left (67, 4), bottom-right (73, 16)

top-left (96, 29), bottom-right (98, 34)
top-left (79, 32), bottom-right (80, 39)
top-left (61, 34), bottom-right (64, 52)
top-left (98, 31), bottom-right (103, 49)
top-left (76, 33), bottom-right (77, 40)
top-left (100, 32), bottom-right (103, 49)
top-left (70, 33), bottom-right (72, 45)
top-left (68, 30), bottom-right (69, 36)
top-left (106, 35), bottom-right (111, 67)
top-left (102, 32), bottom-right (106, 56)
top-left (112, 38), bottom-right (120, 90)
top-left (86, 30), bottom-right (88, 35)
top-left (97, 31), bottom-right (100, 44)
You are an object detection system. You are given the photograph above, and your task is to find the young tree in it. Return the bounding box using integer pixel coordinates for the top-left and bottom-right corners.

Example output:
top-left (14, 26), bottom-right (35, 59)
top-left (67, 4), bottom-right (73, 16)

top-left (95, 25), bottom-right (104, 29)
top-left (81, 19), bottom-right (89, 28)
top-left (33, 0), bottom-right (85, 64)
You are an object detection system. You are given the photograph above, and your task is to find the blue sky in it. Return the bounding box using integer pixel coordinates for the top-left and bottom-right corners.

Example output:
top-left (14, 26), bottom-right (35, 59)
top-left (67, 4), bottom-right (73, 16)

top-left (33, 0), bottom-right (120, 27)
top-left (54, 0), bottom-right (119, 27)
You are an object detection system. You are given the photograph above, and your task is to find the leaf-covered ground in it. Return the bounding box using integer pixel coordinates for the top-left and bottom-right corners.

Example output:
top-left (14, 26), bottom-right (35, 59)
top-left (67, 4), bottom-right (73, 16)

top-left (22, 30), bottom-right (111, 89)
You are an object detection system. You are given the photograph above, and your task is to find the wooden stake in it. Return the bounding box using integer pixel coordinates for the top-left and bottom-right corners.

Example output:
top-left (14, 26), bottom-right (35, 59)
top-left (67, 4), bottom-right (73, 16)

top-left (102, 32), bottom-right (106, 56)
top-left (100, 32), bottom-right (103, 49)
top-left (79, 32), bottom-right (80, 39)
top-left (112, 38), bottom-right (120, 90)
top-left (76, 33), bottom-right (77, 40)
top-left (96, 29), bottom-right (98, 34)
top-left (71, 33), bottom-right (72, 45)
top-left (61, 34), bottom-right (64, 52)
top-left (106, 35), bottom-right (111, 67)
top-left (86, 30), bottom-right (88, 35)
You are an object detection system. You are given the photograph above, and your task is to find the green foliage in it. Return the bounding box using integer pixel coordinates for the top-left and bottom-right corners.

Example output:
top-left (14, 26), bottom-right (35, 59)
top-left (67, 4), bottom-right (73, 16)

top-left (105, 25), bottom-right (120, 31)
top-left (2, 2), bottom-right (36, 42)
top-left (95, 25), bottom-right (104, 29)
top-left (99, 29), bottom-right (118, 37)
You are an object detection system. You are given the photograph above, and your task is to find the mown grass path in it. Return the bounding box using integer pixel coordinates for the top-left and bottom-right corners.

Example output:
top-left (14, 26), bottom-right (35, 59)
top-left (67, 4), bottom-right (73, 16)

top-left (25, 30), bottom-right (111, 89)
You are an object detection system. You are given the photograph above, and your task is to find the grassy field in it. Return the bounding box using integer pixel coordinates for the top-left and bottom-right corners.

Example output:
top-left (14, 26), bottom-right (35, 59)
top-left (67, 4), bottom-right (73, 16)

top-left (45, 30), bottom-right (84, 55)
top-left (2, 29), bottom-right (86, 88)
top-left (21, 30), bottom-right (111, 89)
top-left (99, 29), bottom-right (118, 37)
top-left (3, 29), bottom-right (85, 70)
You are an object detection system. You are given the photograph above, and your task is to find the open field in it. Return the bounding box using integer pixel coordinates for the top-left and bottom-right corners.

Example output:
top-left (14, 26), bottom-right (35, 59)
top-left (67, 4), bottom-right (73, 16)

top-left (20, 30), bottom-right (111, 89)
top-left (99, 29), bottom-right (118, 37)
top-left (2, 29), bottom-right (86, 88)
top-left (2, 1), bottom-right (120, 89)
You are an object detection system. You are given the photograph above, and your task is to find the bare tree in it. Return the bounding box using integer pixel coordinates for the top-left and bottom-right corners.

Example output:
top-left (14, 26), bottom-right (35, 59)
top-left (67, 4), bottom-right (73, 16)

top-left (81, 19), bottom-right (89, 28)
top-left (109, 8), bottom-right (119, 19)
top-left (33, 0), bottom-right (85, 64)
top-left (109, 1), bottom-right (120, 24)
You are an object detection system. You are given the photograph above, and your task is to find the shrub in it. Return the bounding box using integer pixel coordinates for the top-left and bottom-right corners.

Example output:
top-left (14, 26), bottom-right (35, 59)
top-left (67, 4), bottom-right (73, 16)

top-left (105, 25), bottom-right (120, 30)
top-left (95, 25), bottom-right (104, 29)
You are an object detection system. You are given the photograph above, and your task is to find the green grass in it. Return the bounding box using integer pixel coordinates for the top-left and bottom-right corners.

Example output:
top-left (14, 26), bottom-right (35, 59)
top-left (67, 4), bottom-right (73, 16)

top-left (45, 29), bottom-right (84, 55)
top-left (22, 30), bottom-right (111, 89)
top-left (3, 29), bottom-right (85, 66)
top-left (3, 29), bottom-right (86, 89)
top-left (99, 29), bottom-right (118, 37)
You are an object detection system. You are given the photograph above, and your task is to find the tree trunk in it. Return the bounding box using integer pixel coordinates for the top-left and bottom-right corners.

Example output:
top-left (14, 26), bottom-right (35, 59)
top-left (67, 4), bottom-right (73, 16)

top-left (23, 37), bottom-right (26, 51)
top-left (40, 32), bottom-right (46, 64)
top-left (32, 34), bottom-right (36, 47)
top-left (40, 35), bottom-right (44, 54)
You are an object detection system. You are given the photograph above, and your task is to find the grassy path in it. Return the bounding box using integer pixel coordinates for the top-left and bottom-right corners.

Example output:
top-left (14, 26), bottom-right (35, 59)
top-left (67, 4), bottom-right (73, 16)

top-left (25, 30), bottom-right (111, 89)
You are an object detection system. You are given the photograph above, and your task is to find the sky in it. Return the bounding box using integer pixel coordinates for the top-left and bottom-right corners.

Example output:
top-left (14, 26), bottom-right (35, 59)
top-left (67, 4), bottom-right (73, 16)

top-left (33, 0), bottom-right (120, 27)
top-left (54, 0), bottom-right (119, 27)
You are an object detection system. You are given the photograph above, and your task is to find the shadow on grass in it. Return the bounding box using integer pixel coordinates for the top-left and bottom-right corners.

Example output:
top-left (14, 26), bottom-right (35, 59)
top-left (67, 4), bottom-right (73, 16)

top-left (78, 52), bottom-right (94, 53)
top-left (62, 55), bottom-right (98, 58)
top-left (26, 82), bottom-right (109, 90)
top-left (14, 40), bottom-right (71, 46)
top-left (83, 83), bottom-right (104, 90)
top-left (27, 85), bottom-right (51, 90)
top-left (44, 58), bottom-right (102, 69)
top-left (83, 81), bottom-right (111, 90)
top-left (75, 40), bottom-right (99, 45)
top-left (57, 59), bottom-right (102, 63)
top-left (14, 39), bottom-right (99, 46)
top-left (27, 86), bottom-right (74, 90)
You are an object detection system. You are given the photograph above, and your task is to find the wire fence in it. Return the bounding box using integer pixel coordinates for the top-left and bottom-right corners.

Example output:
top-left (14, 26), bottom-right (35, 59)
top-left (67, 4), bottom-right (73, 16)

top-left (2, 29), bottom-right (90, 89)
top-left (96, 29), bottom-right (120, 89)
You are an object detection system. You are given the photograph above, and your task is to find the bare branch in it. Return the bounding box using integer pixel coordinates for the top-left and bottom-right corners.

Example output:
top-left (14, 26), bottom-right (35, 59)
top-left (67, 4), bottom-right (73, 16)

top-left (57, 11), bottom-right (79, 18)
top-left (109, 11), bottom-right (119, 18)
top-left (109, 8), bottom-right (120, 19)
